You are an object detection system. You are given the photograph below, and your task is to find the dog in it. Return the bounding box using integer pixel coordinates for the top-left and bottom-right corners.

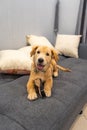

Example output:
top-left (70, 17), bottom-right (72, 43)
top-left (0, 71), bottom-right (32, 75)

top-left (27, 46), bottom-right (71, 100)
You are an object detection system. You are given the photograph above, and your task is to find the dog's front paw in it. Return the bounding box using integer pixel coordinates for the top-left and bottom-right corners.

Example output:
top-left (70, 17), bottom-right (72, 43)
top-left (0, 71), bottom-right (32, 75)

top-left (27, 92), bottom-right (37, 100)
top-left (44, 90), bottom-right (51, 97)
top-left (53, 71), bottom-right (58, 77)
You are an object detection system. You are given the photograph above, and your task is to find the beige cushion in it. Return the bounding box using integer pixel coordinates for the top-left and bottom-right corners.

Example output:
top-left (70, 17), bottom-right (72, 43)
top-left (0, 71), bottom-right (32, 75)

top-left (0, 46), bottom-right (32, 74)
top-left (26, 35), bottom-right (54, 49)
top-left (55, 34), bottom-right (81, 58)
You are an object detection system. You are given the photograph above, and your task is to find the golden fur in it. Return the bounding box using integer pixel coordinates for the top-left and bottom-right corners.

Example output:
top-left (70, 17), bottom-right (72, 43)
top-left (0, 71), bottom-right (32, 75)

top-left (27, 46), bottom-right (71, 100)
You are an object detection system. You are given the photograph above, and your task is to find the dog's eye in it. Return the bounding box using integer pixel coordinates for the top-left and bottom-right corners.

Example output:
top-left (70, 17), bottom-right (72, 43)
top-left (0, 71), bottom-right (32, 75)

top-left (46, 53), bottom-right (49, 56)
top-left (37, 51), bottom-right (40, 54)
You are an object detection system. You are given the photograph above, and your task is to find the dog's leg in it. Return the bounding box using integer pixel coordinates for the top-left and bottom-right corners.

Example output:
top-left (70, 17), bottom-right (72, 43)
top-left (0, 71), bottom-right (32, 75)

top-left (53, 67), bottom-right (59, 77)
top-left (51, 59), bottom-right (58, 77)
top-left (27, 79), bottom-right (37, 100)
top-left (44, 77), bottom-right (53, 97)
top-left (34, 78), bottom-right (41, 96)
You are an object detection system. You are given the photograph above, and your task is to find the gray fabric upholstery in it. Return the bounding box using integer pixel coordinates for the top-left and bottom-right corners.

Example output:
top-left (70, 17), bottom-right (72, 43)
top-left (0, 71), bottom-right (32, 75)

top-left (0, 57), bottom-right (87, 130)
top-left (79, 44), bottom-right (87, 59)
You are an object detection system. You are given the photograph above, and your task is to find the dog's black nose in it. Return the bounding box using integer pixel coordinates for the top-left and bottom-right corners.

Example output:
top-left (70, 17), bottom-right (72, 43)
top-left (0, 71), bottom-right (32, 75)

top-left (38, 58), bottom-right (44, 63)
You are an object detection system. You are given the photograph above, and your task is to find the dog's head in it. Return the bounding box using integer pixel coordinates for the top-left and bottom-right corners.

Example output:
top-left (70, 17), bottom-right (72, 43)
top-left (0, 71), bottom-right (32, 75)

top-left (30, 46), bottom-right (58, 71)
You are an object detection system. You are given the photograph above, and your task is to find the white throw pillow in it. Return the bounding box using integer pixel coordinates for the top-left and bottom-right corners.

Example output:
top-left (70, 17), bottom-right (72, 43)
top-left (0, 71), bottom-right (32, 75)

top-left (0, 46), bottom-right (32, 74)
top-left (19, 46), bottom-right (32, 57)
top-left (55, 34), bottom-right (81, 58)
top-left (26, 35), bottom-right (54, 49)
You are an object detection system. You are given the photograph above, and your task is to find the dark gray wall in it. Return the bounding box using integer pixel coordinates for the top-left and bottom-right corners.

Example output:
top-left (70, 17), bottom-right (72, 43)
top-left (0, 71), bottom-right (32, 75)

top-left (0, 0), bottom-right (80, 49)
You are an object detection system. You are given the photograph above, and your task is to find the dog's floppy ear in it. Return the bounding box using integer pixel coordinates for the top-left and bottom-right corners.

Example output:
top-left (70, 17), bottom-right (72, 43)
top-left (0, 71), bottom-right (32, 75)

top-left (51, 49), bottom-right (59, 62)
top-left (30, 46), bottom-right (39, 57)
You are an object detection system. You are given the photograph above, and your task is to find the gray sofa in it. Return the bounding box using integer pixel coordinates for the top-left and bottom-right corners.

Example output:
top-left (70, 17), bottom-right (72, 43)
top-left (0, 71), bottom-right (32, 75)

top-left (79, 44), bottom-right (87, 60)
top-left (0, 0), bottom-right (87, 130)
top-left (0, 49), bottom-right (87, 130)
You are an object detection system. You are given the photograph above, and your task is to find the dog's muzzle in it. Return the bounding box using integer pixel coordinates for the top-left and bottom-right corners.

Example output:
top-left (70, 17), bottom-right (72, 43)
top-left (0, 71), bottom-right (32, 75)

top-left (37, 58), bottom-right (45, 71)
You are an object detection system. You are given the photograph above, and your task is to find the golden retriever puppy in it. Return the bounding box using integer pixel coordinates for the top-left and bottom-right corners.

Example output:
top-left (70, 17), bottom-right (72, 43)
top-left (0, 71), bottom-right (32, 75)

top-left (27, 46), bottom-right (71, 100)
top-left (27, 46), bottom-right (58, 100)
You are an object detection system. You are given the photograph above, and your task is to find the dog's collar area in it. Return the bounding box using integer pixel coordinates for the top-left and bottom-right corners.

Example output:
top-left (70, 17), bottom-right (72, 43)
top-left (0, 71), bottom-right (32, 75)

top-left (34, 68), bottom-right (46, 73)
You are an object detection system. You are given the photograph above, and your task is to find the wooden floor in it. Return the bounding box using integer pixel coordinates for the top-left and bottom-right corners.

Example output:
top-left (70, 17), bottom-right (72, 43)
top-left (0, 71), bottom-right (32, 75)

top-left (70, 104), bottom-right (87, 130)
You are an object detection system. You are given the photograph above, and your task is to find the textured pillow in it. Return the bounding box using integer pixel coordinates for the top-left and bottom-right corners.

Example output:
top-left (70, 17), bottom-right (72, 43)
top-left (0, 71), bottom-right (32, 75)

top-left (26, 35), bottom-right (54, 49)
top-left (0, 46), bottom-right (32, 74)
top-left (55, 34), bottom-right (81, 58)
